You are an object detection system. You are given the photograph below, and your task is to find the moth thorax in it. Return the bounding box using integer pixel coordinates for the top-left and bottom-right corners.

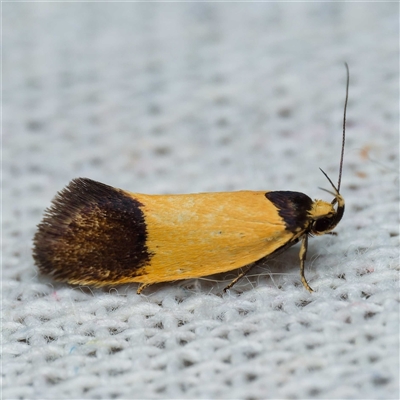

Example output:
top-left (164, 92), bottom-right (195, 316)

top-left (310, 199), bottom-right (335, 220)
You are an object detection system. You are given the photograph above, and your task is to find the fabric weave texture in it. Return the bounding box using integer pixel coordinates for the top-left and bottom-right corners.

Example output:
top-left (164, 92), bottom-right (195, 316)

top-left (3, 3), bottom-right (399, 399)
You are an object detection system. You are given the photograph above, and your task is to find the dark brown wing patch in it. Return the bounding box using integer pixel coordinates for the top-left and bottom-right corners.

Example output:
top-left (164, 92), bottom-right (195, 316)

top-left (265, 191), bottom-right (313, 233)
top-left (33, 178), bottom-right (152, 285)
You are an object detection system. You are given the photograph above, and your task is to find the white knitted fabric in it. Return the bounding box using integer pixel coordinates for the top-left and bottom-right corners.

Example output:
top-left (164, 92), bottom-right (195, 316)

top-left (3, 3), bottom-right (399, 400)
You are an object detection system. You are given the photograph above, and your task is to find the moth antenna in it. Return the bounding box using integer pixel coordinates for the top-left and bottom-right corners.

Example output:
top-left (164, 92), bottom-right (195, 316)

top-left (317, 187), bottom-right (337, 198)
top-left (318, 63), bottom-right (349, 205)
top-left (338, 62), bottom-right (349, 192)
top-left (319, 167), bottom-right (339, 195)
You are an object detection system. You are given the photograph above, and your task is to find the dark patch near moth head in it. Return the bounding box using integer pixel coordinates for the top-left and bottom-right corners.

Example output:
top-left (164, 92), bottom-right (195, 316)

top-left (265, 191), bottom-right (313, 233)
top-left (33, 178), bottom-right (152, 285)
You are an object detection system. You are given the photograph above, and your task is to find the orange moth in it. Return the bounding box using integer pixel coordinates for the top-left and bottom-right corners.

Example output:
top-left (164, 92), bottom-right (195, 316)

top-left (33, 65), bottom-right (349, 294)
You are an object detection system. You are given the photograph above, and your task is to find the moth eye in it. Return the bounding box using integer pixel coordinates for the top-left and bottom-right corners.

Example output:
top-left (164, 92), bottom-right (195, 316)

top-left (313, 216), bottom-right (334, 233)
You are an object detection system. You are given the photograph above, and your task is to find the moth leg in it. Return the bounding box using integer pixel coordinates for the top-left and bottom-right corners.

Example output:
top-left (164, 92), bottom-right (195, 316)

top-left (299, 234), bottom-right (313, 292)
top-left (137, 283), bottom-right (151, 295)
top-left (223, 264), bottom-right (254, 292)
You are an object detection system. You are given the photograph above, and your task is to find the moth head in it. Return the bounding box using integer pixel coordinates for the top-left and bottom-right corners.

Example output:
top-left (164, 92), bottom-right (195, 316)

top-left (309, 169), bottom-right (345, 236)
